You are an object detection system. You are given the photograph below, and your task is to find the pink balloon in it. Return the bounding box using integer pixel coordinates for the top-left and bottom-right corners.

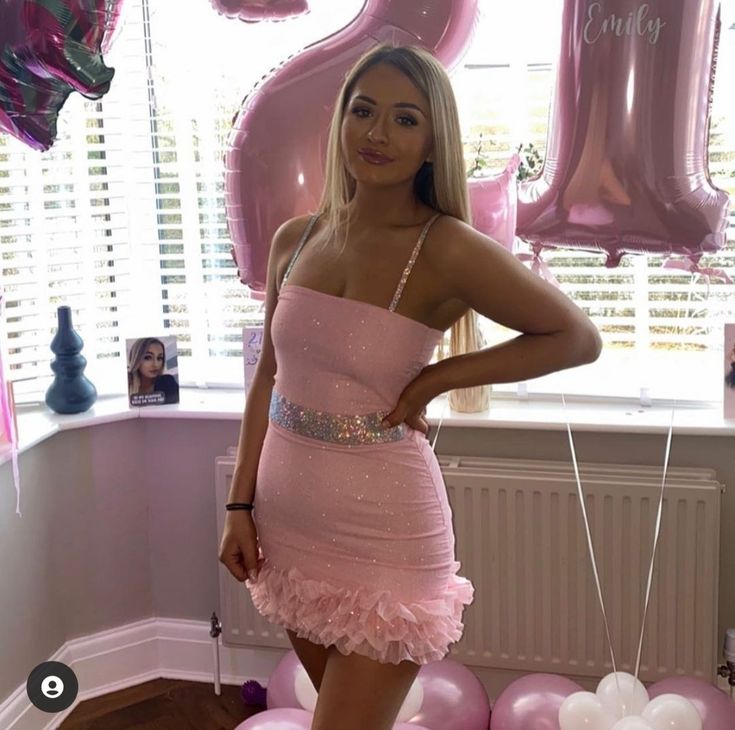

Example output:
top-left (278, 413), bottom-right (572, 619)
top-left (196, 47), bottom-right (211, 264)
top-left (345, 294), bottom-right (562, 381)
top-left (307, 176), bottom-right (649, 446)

top-left (0, 292), bottom-right (14, 451)
top-left (210, 0), bottom-right (309, 23)
top-left (516, 0), bottom-right (729, 268)
top-left (225, 0), bottom-right (480, 291)
top-left (489, 673), bottom-right (584, 730)
top-left (469, 153), bottom-right (520, 251)
top-left (234, 707), bottom-right (313, 729)
top-left (265, 650), bottom-right (489, 728)
top-left (647, 676), bottom-right (735, 730)
top-left (411, 657), bottom-right (490, 730)
top-left (234, 705), bottom-right (431, 729)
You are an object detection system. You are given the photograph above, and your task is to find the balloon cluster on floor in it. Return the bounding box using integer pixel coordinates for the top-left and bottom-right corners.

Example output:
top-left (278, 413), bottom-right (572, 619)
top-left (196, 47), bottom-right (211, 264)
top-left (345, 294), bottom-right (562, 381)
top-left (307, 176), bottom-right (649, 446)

top-left (235, 651), bottom-right (489, 729)
top-left (235, 653), bottom-right (734, 729)
top-left (0, 0), bottom-right (125, 151)
top-left (490, 671), bottom-right (735, 730)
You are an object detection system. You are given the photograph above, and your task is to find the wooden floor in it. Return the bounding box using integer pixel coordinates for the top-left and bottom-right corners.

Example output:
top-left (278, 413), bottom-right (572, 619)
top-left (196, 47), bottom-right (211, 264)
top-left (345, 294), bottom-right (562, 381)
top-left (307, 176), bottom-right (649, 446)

top-left (60, 679), bottom-right (263, 730)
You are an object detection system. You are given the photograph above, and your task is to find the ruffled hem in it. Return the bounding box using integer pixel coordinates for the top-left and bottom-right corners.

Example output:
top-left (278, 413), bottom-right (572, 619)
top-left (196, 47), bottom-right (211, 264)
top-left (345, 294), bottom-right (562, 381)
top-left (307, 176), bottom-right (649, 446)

top-left (246, 558), bottom-right (475, 665)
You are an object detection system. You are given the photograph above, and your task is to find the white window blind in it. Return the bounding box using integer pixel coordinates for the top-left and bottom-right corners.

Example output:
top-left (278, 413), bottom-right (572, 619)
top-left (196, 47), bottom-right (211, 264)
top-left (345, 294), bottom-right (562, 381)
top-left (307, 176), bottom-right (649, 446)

top-left (1, 0), bottom-right (733, 405)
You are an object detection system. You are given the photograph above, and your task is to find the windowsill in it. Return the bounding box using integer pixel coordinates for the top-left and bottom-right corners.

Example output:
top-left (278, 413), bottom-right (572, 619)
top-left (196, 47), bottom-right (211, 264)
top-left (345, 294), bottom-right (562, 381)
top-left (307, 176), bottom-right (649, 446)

top-left (1, 387), bottom-right (733, 469)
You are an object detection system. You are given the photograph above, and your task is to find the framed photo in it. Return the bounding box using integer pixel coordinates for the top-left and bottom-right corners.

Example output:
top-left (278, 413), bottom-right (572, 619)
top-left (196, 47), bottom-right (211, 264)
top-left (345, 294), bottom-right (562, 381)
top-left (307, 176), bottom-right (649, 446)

top-left (126, 336), bottom-right (180, 407)
top-left (725, 323), bottom-right (735, 419)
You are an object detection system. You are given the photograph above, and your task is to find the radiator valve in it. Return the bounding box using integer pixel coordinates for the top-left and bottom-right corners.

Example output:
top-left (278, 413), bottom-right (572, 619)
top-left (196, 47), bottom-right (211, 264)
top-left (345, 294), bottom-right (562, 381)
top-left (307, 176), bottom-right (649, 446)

top-left (717, 628), bottom-right (735, 688)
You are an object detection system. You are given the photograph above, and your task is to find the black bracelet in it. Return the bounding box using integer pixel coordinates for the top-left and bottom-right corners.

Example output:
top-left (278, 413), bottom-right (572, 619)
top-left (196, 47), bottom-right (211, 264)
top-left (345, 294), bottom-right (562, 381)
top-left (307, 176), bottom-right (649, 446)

top-left (226, 502), bottom-right (254, 511)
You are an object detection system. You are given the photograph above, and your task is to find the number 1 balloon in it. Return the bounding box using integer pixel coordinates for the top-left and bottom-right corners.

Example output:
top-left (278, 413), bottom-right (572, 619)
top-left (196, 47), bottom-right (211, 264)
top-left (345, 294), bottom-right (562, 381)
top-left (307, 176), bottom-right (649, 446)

top-left (516, 0), bottom-right (730, 270)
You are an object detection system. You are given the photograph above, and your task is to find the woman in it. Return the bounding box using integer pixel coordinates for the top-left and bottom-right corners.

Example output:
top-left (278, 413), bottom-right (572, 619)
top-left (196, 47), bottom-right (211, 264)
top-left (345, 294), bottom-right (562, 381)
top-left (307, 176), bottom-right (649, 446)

top-left (726, 341), bottom-right (735, 389)
top-left (127, 337), bottom-right (178, 404)
top-left (219, 44), bottom-right (602, 730)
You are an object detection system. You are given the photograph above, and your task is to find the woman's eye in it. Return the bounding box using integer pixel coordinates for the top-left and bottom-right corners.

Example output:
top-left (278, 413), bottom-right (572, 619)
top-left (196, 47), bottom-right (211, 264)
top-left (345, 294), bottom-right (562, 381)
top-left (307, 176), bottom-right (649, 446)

top-left (350, 107), bottom-right (417, 126)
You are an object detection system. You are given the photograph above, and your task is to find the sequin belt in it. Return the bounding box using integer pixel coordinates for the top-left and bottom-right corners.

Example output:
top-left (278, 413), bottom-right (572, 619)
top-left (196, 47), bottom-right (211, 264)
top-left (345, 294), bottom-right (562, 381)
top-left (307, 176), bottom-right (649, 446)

top-left (269, 390), bottom-right (406, 445)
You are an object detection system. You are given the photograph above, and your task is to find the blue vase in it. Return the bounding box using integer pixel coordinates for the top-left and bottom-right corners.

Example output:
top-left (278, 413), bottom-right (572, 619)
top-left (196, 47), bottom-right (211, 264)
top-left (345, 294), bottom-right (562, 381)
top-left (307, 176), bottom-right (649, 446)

top-left (45, 306), bottom-right (97, 414)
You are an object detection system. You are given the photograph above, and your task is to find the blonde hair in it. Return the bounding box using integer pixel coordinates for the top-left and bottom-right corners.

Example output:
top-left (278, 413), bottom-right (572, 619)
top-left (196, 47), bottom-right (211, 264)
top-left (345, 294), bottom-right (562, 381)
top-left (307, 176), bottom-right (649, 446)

top-left (313, 42), bottom-right (488, 412)
top-left (127, 337), bottom-right (166, 395)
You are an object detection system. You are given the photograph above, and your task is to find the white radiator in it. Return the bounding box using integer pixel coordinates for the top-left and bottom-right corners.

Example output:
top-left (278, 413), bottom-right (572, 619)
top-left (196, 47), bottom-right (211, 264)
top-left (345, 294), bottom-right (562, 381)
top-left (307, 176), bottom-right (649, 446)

top-left (215, 449), bottom-right (724, 683)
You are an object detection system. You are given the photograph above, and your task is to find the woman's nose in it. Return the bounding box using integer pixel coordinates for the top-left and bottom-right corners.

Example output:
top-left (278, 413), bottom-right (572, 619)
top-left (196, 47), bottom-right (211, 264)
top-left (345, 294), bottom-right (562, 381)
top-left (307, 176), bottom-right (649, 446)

top-left (368, 117), bottom-right (389, 142)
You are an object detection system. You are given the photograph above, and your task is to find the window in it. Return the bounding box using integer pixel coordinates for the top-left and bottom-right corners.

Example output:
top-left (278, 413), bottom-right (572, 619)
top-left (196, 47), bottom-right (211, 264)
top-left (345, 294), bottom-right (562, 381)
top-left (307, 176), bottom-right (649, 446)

top-left (1, 0), bottom-right (733, 404)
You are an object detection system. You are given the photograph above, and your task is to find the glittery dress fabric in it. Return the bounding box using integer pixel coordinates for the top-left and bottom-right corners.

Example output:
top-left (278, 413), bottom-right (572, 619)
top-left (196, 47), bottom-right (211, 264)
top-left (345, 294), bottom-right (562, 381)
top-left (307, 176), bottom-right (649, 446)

top-left (246, 213), bottom-right (475, 666)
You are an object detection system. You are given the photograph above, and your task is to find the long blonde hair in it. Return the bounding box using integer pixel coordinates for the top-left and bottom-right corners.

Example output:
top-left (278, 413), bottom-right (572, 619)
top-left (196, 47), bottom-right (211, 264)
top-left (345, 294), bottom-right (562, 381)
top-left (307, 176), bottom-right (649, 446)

top-left (313, 43), bottom-right (488, 412)
top-left (127, 337), bottom-right (166, 395)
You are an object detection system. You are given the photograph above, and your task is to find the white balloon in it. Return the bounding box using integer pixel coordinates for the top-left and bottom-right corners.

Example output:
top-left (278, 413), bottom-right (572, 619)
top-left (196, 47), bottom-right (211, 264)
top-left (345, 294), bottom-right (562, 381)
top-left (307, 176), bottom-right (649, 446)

top-left (559, 691), bottom-right (618, 730)
top-left (611, 717), bottom-right (655, 730)
top-left (396, 676), bottom-right (424, 722)
top-left (597, 672), bottom-right (650, 719)
top-left (641, 694), bottom-right (703, 730)
top-left (293, 665), bottom-right (318, 711)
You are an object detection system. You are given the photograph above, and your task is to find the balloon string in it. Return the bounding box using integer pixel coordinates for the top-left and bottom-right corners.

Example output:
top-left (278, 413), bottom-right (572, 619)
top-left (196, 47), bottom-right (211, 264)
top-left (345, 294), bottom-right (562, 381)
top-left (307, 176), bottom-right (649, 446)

top-left (429, 395), bottom-right (449, 453)
top-left (631, 268), bottom-right (695, 680)
top-left (560, 392), bottom-right (620, 703)
top-left (634, 402), bottom-right (675, 681)
top-left (433, 385), bottom-right (676, 711)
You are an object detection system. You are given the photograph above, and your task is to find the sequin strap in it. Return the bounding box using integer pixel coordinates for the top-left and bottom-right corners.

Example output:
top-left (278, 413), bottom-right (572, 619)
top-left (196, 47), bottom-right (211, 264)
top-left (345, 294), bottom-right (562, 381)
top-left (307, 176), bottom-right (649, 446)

top-left (281, 213), bottom-right (321, 288)
top-left (269, 389), bottom-right (407, 445)
top-left (389, 212), bottom-right (442, 312)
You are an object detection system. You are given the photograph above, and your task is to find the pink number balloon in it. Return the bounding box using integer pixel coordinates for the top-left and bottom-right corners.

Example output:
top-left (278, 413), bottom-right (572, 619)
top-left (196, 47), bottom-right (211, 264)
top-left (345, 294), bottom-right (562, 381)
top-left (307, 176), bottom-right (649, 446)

top-left (210, 0), bottom-right (309, 23)
top-left (0, 0), bottom-right (124, 151)
top-left (516, 0), bottom-right (729, 268)
top-left (226, 0), bottom-right (480, 292)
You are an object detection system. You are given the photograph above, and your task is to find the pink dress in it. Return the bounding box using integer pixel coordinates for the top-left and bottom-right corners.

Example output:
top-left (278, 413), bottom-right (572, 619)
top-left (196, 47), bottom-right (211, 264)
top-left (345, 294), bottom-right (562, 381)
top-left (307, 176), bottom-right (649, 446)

top-left (246, 212), bottom-right (474, 665)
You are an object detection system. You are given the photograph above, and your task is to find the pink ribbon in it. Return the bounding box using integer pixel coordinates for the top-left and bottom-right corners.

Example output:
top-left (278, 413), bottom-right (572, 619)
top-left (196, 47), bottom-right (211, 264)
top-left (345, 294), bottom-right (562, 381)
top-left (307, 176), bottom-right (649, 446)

top-left (515, 243), bottom-right (562, 289)
top-left (0, 287), bottom-right (21, 516)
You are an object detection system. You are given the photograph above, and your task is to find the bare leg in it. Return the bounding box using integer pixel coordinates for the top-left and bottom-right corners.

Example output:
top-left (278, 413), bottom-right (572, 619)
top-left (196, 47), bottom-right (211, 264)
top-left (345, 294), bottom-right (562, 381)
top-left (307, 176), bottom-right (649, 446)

top-left (311, 646), bottom-right (421, 730)
top-left (286, 628), bottom-right (330, 693)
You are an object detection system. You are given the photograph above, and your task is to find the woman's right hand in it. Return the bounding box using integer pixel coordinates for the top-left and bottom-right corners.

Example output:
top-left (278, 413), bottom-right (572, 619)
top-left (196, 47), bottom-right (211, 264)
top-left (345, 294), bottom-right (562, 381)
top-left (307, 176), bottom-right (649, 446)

top-left (218, 511), bottom-right (262, 583)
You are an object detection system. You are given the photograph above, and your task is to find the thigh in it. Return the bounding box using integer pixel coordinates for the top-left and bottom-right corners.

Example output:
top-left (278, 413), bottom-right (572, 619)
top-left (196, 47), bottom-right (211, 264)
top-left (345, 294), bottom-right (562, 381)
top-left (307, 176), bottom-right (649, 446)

top-left (311, 647), bottom-right (421, 730)
top-left (285, 629), bottom-right (330, 693)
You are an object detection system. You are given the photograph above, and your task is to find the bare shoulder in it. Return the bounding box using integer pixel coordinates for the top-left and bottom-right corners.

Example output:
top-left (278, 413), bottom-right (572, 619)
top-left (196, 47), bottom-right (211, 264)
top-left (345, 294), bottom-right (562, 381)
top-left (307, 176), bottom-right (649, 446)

top-left (424, 214), bottom-right (600, 339)
top-left (271, 214), bottom-right (315, 291)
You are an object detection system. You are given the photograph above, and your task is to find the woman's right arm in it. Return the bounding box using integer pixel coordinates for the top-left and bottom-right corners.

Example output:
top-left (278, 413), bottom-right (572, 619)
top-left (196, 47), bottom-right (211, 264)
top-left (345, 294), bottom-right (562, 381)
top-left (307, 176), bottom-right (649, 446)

top-left (226, 215), bottom-right (310, 505)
